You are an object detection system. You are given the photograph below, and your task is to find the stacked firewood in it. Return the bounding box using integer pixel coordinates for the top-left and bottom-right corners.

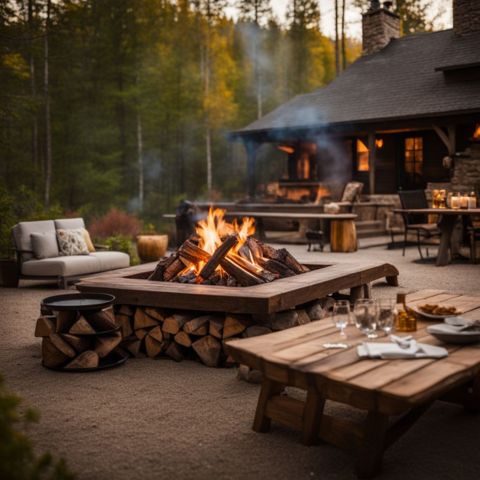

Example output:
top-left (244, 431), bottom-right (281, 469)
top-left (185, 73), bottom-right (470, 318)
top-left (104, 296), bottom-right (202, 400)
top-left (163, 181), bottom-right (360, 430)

top-left (148, 236), bottom-right (309, 286)
top-left (35, 308), bottom-right (122, 370)
top-left (113, 298), bottom-right (331, 368)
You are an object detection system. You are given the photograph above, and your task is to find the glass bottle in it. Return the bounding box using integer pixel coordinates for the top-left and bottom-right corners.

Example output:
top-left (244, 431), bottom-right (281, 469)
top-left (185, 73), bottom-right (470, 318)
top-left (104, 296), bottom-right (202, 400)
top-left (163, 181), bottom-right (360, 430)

top-left (395, 293), bottom-right (417, 332)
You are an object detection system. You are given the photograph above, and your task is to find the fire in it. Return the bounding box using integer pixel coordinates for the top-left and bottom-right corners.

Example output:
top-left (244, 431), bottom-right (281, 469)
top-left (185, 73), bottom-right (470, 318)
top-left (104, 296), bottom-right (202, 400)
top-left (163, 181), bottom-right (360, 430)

top-left (473, 123), bottom-right (480, 140)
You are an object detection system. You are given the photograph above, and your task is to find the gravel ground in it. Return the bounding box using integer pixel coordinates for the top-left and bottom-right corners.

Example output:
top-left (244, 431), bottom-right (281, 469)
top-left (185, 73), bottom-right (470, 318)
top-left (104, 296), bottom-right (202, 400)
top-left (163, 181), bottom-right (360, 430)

top-left (0, 243), bottom-right (479, 480)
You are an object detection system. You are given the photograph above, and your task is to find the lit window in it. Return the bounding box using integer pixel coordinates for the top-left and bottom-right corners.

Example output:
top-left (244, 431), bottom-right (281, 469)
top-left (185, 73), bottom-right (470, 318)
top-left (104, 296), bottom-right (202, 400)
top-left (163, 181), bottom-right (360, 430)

top-left (357, 139), bottom-right (369, 171)
top-left (404, 137), bottom-right (423, 177)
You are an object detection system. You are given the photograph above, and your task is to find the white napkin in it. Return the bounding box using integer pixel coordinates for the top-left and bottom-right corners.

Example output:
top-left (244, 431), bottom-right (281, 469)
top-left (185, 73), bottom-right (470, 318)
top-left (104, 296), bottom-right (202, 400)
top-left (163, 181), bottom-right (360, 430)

top-left (357, 339), bottom-right (448, 359)
top-left (427, 323), bottom-right (480, 336)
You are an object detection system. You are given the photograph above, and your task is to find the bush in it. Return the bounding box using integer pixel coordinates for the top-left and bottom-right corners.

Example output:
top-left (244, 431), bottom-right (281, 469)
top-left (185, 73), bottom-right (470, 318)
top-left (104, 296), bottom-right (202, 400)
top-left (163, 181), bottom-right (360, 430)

top-left (0, 373), bottom-right (75, 480)
top-left (88, 209), bottom-right (142, 240)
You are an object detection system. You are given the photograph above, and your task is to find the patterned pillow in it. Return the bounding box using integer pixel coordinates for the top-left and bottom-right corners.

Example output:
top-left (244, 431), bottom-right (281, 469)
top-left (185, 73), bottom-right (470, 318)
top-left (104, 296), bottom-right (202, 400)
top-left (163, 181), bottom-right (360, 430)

top-left (56, 228), bottom-right (90, 256)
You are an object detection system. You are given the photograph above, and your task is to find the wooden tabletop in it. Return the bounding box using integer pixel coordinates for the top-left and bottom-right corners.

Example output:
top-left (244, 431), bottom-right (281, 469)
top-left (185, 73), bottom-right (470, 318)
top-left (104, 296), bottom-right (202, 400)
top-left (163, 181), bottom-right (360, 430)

top-left (224, 211), bottom-right (357, 220)
top-left (394, 208), bottom-right (480, 215)
top-left (226, 289), bottom-right (480, 415)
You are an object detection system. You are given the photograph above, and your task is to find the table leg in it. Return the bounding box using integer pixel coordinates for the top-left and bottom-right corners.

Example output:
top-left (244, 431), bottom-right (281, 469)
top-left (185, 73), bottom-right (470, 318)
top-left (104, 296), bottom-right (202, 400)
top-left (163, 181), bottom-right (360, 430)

top-left (436, 215), bottom-right (458, 266)
top-left (355, 411), bottom-right (389, 478)
top-left (253, 378), bottom-right (283, 433)
top-left (301, 390), bottom-right (325, 446)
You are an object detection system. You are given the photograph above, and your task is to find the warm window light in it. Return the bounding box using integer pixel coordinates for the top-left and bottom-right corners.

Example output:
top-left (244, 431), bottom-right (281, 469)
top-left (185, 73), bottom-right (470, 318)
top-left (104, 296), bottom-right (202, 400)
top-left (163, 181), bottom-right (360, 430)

top-left (473, 124), bottom-right (480, 140)
top-left (357, 139), bottom-right (370, 171)
top-left (375, 138), bottom-right (384, 149)
top-left (277, 145), bottom-right (295, 154)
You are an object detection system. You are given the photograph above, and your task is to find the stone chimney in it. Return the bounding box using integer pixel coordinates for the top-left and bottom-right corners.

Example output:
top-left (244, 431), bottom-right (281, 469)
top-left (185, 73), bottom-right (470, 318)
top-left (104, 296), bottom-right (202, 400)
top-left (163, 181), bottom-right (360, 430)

top-left (362, 1), bottom-right (401, 55)
top-left (453, 0), bottom-right (480, 35)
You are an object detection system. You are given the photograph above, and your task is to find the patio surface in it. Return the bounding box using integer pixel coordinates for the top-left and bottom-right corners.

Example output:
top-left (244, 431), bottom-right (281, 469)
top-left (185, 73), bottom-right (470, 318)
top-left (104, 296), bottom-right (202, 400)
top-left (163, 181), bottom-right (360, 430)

top-left (0, 243), bottom-right (479, 480)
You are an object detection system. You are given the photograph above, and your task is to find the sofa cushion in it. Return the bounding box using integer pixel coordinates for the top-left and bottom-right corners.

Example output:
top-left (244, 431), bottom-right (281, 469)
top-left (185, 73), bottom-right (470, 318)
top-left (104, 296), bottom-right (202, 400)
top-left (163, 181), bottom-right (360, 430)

top-left (12, 220), bottom-right (56, 261)
top-left (21, 255), bottom-right (102, 277)
top-left (90, 251), bottom-right (130, 271)
top-left (82, 229), bottom-right (95, 252)
top-left (54, 218), bottom-right (85, 230)
top-left (31, 232), bottom-right (59, 259)
top-left (57, 228), bottom-right (89, 256)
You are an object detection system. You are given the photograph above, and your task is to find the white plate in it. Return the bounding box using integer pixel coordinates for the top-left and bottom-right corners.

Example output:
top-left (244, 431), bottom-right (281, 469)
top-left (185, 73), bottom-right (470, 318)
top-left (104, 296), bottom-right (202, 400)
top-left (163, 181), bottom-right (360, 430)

top-left (413, 306), bottom-right (461, 320)
top-left (427, 324), bottom-right (480, 344)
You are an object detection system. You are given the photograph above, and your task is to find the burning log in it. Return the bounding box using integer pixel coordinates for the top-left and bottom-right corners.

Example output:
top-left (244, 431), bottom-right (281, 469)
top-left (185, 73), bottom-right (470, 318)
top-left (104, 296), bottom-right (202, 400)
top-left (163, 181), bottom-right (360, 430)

top-left (199, 234), bottom-right (238, 280)
top-left (220, 257), bottom-right (264, 287)
top-left (163, 256), bottom-right (185, 281)
top-left (260, 258), bottom-right (296, 278)
top-left (276, 248), bottom-right (310, 274)
top-left (178, 239), bottom-right (210, 264)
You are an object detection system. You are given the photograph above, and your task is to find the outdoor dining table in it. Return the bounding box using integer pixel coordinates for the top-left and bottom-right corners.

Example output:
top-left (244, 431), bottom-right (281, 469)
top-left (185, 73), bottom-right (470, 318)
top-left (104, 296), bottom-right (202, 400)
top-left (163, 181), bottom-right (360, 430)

top-left (225, 289), bottom-right (480, 478)
top-left (394, 208), bottom-right (480, 266)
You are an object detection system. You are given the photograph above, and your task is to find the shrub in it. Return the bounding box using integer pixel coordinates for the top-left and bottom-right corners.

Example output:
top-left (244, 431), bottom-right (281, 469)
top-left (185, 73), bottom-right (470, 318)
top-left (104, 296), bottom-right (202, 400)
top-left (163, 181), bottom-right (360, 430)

top-left (0, 373), bottom-right (75, 480)
top-left (88, 208), bottom-right (142, 240)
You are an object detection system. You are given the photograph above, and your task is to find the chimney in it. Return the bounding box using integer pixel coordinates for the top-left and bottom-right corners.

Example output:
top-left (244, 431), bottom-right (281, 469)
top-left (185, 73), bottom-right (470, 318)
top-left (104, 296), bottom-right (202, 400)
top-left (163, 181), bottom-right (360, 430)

top-left (453, 0), bottom-right (480, 35)
top-left (362, 1), bottom-right (401, 55)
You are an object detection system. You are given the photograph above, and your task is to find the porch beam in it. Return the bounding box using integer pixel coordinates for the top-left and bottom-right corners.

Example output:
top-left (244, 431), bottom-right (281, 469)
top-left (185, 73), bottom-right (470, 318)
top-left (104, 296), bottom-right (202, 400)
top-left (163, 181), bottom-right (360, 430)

top-left (432, 124), bottom-right (456, 155)
top-left (244, 139), bottom-right (260, 200)
top-left (368, 132), bottom-right (376, 194)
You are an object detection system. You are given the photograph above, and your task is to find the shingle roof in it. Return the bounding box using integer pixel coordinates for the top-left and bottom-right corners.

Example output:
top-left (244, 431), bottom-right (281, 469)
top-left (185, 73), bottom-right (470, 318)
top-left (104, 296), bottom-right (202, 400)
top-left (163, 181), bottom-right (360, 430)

top-left (237, 29), bottom-right (480, 135)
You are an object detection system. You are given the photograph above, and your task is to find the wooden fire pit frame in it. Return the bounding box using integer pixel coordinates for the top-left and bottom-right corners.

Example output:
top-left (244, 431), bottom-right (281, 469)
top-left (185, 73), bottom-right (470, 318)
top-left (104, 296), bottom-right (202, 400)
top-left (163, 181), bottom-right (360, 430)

top-left (76, 261), bottom-right (399, 316)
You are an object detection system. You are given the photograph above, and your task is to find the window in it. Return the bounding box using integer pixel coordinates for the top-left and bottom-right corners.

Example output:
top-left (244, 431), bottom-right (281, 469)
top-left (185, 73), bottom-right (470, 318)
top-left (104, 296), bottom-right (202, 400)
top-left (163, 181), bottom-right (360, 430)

top-left (404, 137), bottom-right (423, 176)
top-left (356, 139), bottom-right (369, 171)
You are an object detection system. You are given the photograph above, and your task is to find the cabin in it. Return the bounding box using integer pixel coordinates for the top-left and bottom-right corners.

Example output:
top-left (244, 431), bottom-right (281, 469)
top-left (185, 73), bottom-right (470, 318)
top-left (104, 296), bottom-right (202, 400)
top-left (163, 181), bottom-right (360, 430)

top-left (231, 0), bottom-right (480, 203)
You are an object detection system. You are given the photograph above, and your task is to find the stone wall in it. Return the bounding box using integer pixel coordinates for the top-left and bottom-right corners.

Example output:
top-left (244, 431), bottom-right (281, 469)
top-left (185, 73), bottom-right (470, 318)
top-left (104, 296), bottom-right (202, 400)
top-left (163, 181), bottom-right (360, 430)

top-left (362, 7), bottom-right (400, 55)
top-left (451, 144), bottom-right (480, 192)
top-left (453, 0), bottom-right (480, 35)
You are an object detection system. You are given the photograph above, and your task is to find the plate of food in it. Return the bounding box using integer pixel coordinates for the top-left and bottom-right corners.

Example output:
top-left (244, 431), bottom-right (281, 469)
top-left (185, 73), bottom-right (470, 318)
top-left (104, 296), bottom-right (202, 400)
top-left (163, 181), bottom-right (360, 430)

top-left (413, 303), bottom-right (462, 320)
top-left (427, 318), bottom-right (480, 344)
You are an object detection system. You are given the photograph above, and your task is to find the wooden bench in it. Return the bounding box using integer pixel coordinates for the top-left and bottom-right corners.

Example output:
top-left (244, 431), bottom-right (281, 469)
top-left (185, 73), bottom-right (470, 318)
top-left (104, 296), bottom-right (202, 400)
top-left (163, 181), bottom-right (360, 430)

top-left (225, 289), bottom-right (480, 478)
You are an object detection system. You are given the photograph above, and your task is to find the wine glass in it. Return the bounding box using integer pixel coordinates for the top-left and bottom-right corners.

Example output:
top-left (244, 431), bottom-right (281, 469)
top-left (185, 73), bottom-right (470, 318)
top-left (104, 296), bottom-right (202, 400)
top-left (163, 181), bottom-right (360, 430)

top-left (354, 299), bottom-right (378, 339)
top-left (377, 299), bottom-right (395, 335)
top-left (332, 300), bottom-right (351, 337)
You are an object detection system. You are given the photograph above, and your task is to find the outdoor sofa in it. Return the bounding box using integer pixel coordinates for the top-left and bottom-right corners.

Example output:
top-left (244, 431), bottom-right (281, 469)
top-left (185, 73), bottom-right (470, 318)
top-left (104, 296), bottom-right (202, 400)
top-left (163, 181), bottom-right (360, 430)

top-left (12, 218), bottom-right (130, 288)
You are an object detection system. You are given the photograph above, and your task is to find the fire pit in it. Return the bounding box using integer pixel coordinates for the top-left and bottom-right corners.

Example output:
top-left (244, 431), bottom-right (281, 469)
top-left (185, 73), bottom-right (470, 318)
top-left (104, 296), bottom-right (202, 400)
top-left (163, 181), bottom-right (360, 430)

top-left (77, 209), bottom-right (398, 367)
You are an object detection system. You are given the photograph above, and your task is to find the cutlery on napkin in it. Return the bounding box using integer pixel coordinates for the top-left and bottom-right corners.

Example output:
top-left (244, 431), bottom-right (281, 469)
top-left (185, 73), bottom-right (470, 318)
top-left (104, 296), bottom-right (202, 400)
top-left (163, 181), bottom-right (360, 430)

top-left (357, 336), bottom-right (448, 359)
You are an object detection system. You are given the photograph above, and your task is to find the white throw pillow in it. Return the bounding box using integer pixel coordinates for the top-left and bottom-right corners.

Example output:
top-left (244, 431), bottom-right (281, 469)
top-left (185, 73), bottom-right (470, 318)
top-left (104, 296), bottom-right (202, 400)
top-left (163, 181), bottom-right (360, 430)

top-left (31, 232), bottom-right (59, 259)
top-left (56, 228), bottom-right (89, 256)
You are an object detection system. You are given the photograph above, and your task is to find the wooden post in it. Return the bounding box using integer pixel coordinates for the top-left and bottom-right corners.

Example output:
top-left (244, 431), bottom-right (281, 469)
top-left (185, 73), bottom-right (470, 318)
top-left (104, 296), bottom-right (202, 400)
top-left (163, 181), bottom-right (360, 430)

top-left (368, 132), bottom-right (376, 195)
top-left (244, 139), bottom-right (259, 200)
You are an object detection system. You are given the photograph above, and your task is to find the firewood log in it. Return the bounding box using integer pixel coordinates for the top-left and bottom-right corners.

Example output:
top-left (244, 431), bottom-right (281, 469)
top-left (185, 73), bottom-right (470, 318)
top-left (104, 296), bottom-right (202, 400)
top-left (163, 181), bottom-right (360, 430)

top-left (223, 314), bottom-right (251, 339)
top-left (243, 325), bottom-right (272, 337)
top-left (199, 235), bottom-right (238, 279)
top-left (220, 257), bottom-right (264, 286)
top-left (177, 239), bottom-right (210, 264)
top-left (148, 325), bottom-right (163, 342)
top-left (65, 350), bottom-right (99, 370)
top-left (192, 335), bottom-right (221, 367)
top-left (144, 308), bottom-right (165, 322)
top-left (191, 324), bottom-right (208, 336)
top-left (262, 259), bottom-right (295, 278)
top-left (246, 237), bottom-right (263, 260)
top-left (163, 257), bottom-right (186, 281)
top-left (55, 310), bottom-right (78, 333)
top-left (69, 316), bottom-right (95, 335)
top-left (162, 313), bottom-right (192, 335)
top-left (94, 331), bottom-right (122, 358)
top-left (148, 254), bottom-right (176, 281)
top-left (61, 333), bottom-right (92, 353)
top-left (209, 316), bottom-right (224, 339)
top-left (296, 309), bottom-right (311, 325)
top-left (260, 243), bottom-right (281, 261)
top-left (228, 253), bottom-right (276, 282)
top-left (237, 364), bottom-right (263, 384)
top-left (117, 305), bottom-right (135, 316)
top-left (145, 335), bottom-right (163, 358)
top-left (85, 310), bottom-right (116, 331)
top-left (49, 333), bottom-right (76, 358)
top-left (123, 337), bottom-right (142, 357)
top-left (183, 315), bottom-right (210, 334)
top-left (134, 308), bottom-right (158, 330)
top-left (115, 314), bottom-right (133, 338)
top-left (42, 337), bottom-right (69, 368)
top-left (165, 342), bottom-right (184, 362)
top-left (269, 310), bottom-right (298, 331)
top-left (174, 331), bottom-right (192, 348)
top-left (304, 301), bottom-right (326, 320)
top-left (276, 248), bottom-right (310, 274)
top-left (135, 328), bottom-right (149, 340)
top-left (35, 316), bottom-right (55, 337)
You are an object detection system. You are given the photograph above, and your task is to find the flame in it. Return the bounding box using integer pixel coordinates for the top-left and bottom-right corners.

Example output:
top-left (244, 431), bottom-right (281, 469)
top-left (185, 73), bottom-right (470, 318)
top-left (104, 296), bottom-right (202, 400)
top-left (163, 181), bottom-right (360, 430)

top-left (474, 124), bottom-right (480, 140)
top-left (277, 145), bottom-right (295, 154)
top-left (194, 208), bottom-right (257, 276)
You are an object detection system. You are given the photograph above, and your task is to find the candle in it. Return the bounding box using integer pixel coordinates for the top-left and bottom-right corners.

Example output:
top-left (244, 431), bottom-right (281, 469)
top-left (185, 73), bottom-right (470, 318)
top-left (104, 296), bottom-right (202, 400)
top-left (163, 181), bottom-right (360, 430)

top-left (460, 194), bottom-right (469, 209)
top-left (468, 193), bottom-right (477, 209)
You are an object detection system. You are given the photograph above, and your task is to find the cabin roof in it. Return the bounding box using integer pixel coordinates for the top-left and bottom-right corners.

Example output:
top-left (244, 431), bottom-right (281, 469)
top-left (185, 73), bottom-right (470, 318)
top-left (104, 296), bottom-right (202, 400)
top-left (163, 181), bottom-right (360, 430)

top-left (235, 29), bottom-right (480, 136)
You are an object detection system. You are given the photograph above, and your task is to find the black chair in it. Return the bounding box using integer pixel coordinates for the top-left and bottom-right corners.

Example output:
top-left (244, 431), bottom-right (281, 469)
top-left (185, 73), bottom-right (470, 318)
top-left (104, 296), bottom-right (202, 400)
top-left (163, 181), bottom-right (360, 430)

top-left (398, 190), bottom-right (441, 259)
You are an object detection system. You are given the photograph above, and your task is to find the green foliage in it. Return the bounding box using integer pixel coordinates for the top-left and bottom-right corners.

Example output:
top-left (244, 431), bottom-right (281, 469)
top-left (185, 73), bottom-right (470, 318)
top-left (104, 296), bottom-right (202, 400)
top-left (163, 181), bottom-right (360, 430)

top-left (104, 235), bottom-right (139, 265)
top-left (0, 373), bottom-right (75, 480)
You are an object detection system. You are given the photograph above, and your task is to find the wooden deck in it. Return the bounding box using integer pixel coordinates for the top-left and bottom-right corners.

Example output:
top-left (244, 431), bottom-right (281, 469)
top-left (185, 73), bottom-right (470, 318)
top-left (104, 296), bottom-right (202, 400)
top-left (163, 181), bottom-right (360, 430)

top-left (225, 289), bottom-right (480, 478)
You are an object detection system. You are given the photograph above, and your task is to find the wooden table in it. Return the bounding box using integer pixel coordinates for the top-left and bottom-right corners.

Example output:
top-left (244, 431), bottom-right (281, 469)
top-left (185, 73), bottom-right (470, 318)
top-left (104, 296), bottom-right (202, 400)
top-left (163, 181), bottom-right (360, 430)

top-left (225, 211), bottom-right (358, 252)
top-left (394, 208), bottom-right (480, 266)
top-left (225, 289), bottom-right (480, 478)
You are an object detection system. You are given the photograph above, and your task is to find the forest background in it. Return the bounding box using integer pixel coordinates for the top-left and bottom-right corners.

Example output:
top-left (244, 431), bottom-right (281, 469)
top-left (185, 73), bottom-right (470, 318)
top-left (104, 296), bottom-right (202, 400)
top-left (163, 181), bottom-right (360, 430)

top-left (0, 0), bottom-right (442, 247)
